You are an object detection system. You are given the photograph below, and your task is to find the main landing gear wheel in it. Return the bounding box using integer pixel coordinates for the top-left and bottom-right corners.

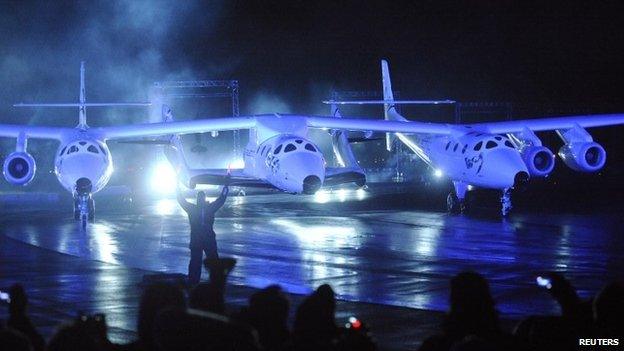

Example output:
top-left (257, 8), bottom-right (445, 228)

top-left (447, 193), bottom-right (461, 214)
top-left (88, 198), bottom-right (95, 221)
top-left (501, 188), bottom-right (512, 217)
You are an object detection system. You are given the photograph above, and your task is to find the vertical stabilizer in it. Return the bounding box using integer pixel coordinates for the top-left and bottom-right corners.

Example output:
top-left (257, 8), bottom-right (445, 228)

top-left (381, 60), bottom-right (405, 150)
top-left (78, 61), bottom-right (87, 128)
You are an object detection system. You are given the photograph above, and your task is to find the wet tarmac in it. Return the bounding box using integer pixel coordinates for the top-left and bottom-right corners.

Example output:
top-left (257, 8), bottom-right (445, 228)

top-left (1, 184), bottom-right (623, 349)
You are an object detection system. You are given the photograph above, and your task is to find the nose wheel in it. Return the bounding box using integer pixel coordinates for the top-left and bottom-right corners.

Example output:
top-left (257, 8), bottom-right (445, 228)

top-left (447, 181), bottom-right (469, 215)
top-left (501, 188), bottom-right (512, 216)
top-left (73, 195), bottom-right (95, 224)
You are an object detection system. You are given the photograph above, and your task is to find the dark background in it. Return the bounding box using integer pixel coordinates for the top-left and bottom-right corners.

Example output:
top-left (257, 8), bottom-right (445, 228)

top-left (0, 0), bottom-right (623, 194)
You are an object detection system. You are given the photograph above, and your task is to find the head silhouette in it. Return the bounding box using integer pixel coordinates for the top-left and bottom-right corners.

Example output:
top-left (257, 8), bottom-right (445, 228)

top-left (137, 283), bottom-right (185, 348)
top-left (294, 284), bottom-right (337, 345)
top-left (445, 271), bottom-right (499, 336)
top-left (593, 281), bottom-right (624, 335)
top-left (196, 191), bottom-right (206, 207)
top-left (248, 285), bottom-right (290, 349)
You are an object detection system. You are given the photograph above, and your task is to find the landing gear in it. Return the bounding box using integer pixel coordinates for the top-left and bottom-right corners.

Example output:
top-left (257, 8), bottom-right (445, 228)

top-left (447, 181), bottom-right (469, 215)
top-left (501, 188), bottom-right (512, 216)
top-left (447, 193), bottom-right (461, 214)
top-left (88, 198), bottom-right (95, 221)
top-left (74, 177), bottom-right (94, 227)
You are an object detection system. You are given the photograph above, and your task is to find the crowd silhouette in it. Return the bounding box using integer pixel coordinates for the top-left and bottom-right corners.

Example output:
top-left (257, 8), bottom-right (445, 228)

top-left (1, 259), bottom-right (622, 350)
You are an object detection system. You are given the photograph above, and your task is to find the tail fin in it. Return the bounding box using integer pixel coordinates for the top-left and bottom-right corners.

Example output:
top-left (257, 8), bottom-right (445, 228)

top-left (79, 61), bottom-right (86, 127)
top-left (381, 59), bottom-right (405, 150)
top-left (329, 104), bottom-right (364, 171)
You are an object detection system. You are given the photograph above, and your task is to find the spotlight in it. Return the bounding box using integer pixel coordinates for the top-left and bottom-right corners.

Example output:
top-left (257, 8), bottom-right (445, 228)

top-left (434, 169), bottom-right (443, 178)
top-left (228, 158), bottom-right (245, 169)
top-left (150, 161), bottom-right (177, 195)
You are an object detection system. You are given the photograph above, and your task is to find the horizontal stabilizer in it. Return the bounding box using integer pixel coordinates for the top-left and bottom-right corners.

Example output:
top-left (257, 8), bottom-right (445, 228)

top-left (14, 102), bottom-right (151, 107)
top-left (322, 100), bottom-right (455, 105)
top-left (115, 139), bottom-right (170, 145)
top-left (324, 169), bottom-right (366, 187)
top-left (186, 168), bottom-right (274, 189)
top-left (347, 136), bottom-right (384, 143)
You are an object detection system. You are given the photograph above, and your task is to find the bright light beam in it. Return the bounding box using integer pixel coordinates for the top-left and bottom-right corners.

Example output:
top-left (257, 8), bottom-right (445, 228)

top-left (150, 161), bottom-right (177, 195)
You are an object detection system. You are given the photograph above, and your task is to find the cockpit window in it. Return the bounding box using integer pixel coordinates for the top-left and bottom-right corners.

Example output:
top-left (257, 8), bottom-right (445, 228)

top-left (68, 145), bottom-right (79, 154)
top-left (445, 141), bottom-right (451, 150)
top-left (87, 145), bottom-right (99, 154)
top-left (495, 136), bottom-right (502, 141)
top-left (474, 141), bottom-right (483, 151)
top-left (461, 144), bottom-right (467, 154)
top-left (453, 143), bottom-right (459, 152)
top-left (274, 145), bottom-right (282, 154)
top-left (284, 144), bottom-right (296, 153)
top-left (305, 143), bottom-right (316, 152)
top-left (504, 140), bottom-right (515, 148)
top-left (79, 141), bottom-right (87, 146)
top-left (295, 139), bottom-right (303, 144)
top-left (486, 141), bottom-right (497, 149)
top-left (59, 146), bottom-right (67, 156)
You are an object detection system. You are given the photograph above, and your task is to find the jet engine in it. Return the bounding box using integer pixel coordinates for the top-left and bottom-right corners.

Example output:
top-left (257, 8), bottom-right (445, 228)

top-left (558, 142), bottom-right (606, 172)
top-left (520, 146), bottom-right (555, 177)
top-left (3, 151), bottom-right (36, 185)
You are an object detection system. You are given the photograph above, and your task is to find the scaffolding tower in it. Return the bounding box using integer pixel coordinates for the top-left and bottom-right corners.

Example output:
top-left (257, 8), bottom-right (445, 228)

top-left (152, 80), bottom-right (241, 156)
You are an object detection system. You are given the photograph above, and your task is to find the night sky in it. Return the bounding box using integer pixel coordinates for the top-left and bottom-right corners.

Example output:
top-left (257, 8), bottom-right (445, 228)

top-left (1, 1), bottom-right (623, 189)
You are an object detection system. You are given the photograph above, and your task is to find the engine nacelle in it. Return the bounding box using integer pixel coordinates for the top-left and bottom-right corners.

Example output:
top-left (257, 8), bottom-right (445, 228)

top-left (3, 151), bottom-right (36, 185)
top-left (520, 146), bottom-right (555, 177)
top-left (558, 142), bottom-right (606, 172)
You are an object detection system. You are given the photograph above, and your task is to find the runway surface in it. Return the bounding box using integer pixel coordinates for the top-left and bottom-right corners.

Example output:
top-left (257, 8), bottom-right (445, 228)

top-left (2, 185), bottom-right (623, 319)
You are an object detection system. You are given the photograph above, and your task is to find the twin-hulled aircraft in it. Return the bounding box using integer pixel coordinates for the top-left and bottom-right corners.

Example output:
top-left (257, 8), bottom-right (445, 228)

top-left (1, 61), bottom-right (623, 221)
top-left (328, 60), bottom-right (624, 215)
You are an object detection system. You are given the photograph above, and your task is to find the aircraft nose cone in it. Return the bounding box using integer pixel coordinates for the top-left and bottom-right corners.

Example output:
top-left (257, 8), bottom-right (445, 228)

top-left (514, 171), bottom-right (529, 189)
top-left (302, 175), bottom-right (322, 194)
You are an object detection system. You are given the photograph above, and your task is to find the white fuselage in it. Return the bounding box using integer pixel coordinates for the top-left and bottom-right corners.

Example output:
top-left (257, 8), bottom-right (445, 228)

top-left (242, 116), bottom-right (326, 194)
top-left (54, 131), bottom-right (113, 194)
top-left (396, 131), bottom-right (528, 189)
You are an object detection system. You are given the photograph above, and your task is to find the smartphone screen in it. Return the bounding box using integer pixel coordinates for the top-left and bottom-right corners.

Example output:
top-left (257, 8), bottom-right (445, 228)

top-left (536, 276), bottom-right (552, 289)
top-left (0, 291), bottom-right (10, 303)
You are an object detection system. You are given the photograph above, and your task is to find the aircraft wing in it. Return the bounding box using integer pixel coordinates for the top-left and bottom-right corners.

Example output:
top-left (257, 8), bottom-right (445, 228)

top-left (305, 116), bottom-right (451, 135)
top-left (324, 168), bottom-right (366, 187)
top-left (472, 114), bottom-right (624, 134)
top-left (186, 168), bottom-right (276, 189)
top-left (96, 117), bottom-right (257, 140)
top-left (0, 124), bottom-right (68, 140)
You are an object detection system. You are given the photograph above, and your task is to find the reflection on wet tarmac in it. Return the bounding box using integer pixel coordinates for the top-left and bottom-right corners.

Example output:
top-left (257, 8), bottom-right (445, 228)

top-left (2, 191), bottom-right (623, 317)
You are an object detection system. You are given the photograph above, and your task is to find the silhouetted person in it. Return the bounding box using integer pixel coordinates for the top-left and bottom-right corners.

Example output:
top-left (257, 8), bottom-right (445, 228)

top-left (189, 257), bottom-right (237, 315)
top-left (593, 281), bottom-right (624, 338)
top-left (293, 284), bottom-right (338, 350)
top-left (154, 307), bottom-right (260, 351)
top-left (6, 284), bottom-right (44, 351)
top-left (420, 271), bottom-right (517, 351)
top-left (247, 285), bottom-right (291, 350)
top-left (514, 273), bottom-right (593, 351)
top-left (177, 185), bottom-right (229, 285)
top-left (47, 322), bottom-right (105, 351)
top-left (0, 328), bottom-right (33, 351)
top-left (121, 283), bottom-right (186, 351)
